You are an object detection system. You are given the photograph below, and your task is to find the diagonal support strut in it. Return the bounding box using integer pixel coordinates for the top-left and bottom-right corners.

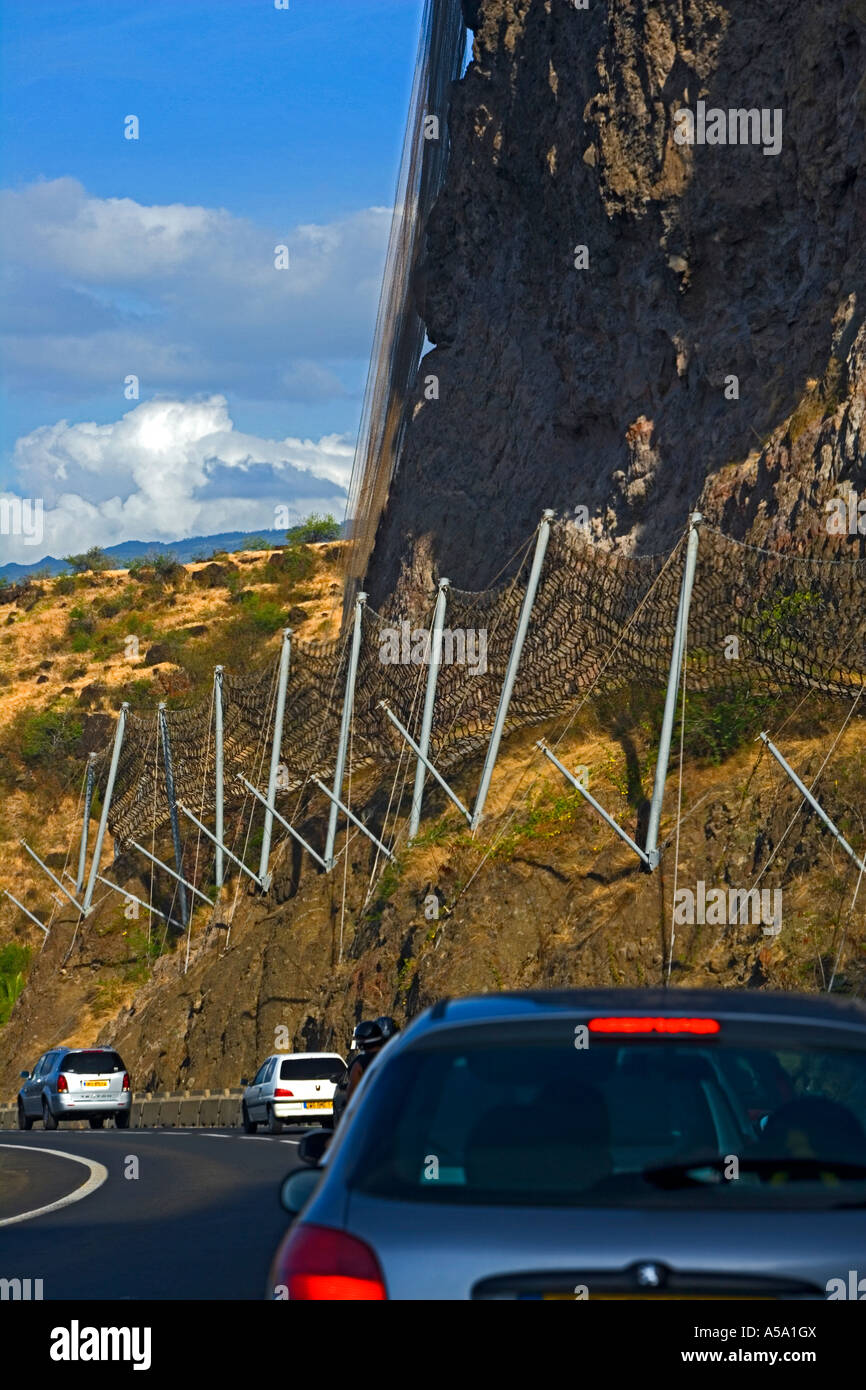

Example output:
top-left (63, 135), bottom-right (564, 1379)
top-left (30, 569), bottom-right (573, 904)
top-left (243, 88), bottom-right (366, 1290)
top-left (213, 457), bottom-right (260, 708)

top-left (537, 742), bottom-right (650, 867)
top-left (311, 776), bottom-right (395, 863)
top-left (239, 776), bottom-right (327, 871)
top-left (177, 804), bottom-right (265, 890)
top-left (380, 700), bottom-right (471, 825)
top-left (758, 732), bottom-right (866, 877)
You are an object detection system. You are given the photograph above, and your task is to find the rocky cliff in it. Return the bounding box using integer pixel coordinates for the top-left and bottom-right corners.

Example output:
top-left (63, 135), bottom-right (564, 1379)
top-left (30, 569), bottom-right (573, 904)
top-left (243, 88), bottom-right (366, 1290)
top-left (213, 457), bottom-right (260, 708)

top-left (367, 0), bottom-right (866, 599)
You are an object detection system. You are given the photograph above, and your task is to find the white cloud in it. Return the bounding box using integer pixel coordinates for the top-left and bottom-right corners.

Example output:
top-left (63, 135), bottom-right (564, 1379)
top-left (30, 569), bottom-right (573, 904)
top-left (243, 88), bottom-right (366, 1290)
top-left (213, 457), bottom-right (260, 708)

top-left (0, 178), bottom-right (390, 401)
top-left (1, 395), bottom-right (350, 565)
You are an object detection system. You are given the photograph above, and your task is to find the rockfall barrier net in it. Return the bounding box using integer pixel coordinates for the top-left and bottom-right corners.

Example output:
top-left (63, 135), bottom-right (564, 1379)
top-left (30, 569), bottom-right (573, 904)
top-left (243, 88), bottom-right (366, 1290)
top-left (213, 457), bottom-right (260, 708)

top-left (100, 520), bottom-right (866, 848)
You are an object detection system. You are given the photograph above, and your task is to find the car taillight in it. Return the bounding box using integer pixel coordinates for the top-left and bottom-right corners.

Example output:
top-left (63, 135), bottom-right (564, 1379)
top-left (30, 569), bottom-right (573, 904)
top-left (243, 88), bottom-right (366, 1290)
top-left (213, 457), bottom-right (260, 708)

top-left (272, 1224), bottom-right (387, 1300)
top-left (588, 1016), bottom-right (720, 1035)
top-left (57, 1074), bottom-right (68, 1092)
top-left (274, 1088), bottom-right (294, 1097)
top-left (122, 1073), bottom-right (130, 1091)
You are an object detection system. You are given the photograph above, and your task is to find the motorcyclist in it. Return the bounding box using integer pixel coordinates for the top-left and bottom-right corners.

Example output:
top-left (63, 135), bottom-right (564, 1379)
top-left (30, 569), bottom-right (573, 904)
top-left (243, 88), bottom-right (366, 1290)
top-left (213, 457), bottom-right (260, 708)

top-left (345, 1019), bottom-right (386, 1102)
top-left (332, 1016), bottom-right (402, 1127)
top-left (332, 1019), bottom-right (384, 1127)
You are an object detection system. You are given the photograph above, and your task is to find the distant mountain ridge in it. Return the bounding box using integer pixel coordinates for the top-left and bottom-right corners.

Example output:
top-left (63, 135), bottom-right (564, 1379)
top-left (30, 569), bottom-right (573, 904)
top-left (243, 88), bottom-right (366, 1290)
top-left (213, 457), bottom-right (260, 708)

top-left (0, 529), bottom-right (307, 581)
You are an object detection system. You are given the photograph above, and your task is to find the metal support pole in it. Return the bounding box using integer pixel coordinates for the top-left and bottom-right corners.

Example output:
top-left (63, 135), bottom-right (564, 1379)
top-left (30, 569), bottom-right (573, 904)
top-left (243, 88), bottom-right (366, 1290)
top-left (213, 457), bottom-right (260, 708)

top-left (4, 890), bottom-right (49, 937)
top-left (758, 733), bottom-right (866, 875)
top-left (158, 703), bottom-right (188, 927)
top-left (239, 777), bottom-right (327, 871)
top-left (645, 513), bottom-right (702, 869)
top-left (131, 840), bottom-right (214, 907)
top-left (325, 595), bottom-right (367, 870)
top-left (537, 741), bottom-right (650, 866)
top-left (20, 840), bottom-right (85, 914)
top-left (95, 876), bottom-right (185, 931)
top-left (259, 629), bottom-right (292, 889)
top-left (381, 700), bottom-right (471, 825)
top-left (214, 665), bottom-right (225, 889)
top-left (312, 776), bottom-right (395, 863)
top-left (471, 512), bottom-right (554, 831)
top-left (83, 702), bottom-right (128, 913)
top-left (75, 753), bottom-right (97, 895)
top-left (409, 579), bottom-right (450, 841)
top-left (177, 803), bottom-right (264, 889)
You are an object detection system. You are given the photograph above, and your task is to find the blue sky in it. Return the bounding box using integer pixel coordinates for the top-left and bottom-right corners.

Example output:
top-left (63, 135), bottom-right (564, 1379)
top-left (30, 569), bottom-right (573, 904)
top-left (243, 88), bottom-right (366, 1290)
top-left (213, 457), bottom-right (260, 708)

top-left (0, 0), bottom-right (439, 561)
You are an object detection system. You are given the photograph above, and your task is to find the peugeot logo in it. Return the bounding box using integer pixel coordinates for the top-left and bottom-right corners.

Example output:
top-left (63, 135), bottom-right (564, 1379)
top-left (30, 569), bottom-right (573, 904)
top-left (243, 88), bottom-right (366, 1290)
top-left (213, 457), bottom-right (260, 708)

top-left (635, 1263), bottom-right (664, 1289)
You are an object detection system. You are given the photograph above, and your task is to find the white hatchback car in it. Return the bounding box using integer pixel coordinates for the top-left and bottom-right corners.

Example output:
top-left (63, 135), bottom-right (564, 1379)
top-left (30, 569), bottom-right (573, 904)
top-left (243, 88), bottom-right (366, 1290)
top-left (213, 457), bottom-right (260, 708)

top-left (241, 1052), bottom-right (346, 1134)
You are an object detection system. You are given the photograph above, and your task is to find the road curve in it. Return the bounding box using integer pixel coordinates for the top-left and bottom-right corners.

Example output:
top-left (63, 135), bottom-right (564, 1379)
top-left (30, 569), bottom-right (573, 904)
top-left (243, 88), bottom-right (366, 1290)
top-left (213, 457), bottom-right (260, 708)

top-left (0, 1143), bottom-right (107, 1227)
top-left (0, 1127), bottom-right (303, 1299)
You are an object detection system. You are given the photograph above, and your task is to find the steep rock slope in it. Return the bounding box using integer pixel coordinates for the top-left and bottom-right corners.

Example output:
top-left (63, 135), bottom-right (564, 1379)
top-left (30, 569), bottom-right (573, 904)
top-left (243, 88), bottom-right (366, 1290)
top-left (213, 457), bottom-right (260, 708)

top-left (368, 0), bottom-right (866, 599)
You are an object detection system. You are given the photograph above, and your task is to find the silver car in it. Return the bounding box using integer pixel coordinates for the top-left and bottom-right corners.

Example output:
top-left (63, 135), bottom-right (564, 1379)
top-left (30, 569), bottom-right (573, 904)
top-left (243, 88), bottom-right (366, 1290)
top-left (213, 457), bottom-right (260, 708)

top-left (241, 1052), bottom-right (346, 1135)
top-left (18, 1047), bottom-right (131, 1130)
top-left (272, 989), bottom-right (866, 1300)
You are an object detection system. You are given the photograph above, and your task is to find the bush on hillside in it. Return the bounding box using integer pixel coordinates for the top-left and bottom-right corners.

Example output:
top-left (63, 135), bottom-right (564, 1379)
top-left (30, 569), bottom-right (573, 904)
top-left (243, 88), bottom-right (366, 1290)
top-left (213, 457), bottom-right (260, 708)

top-left (127, 551), bottom-right (185, 584)
top-left (286, 512), bottom-right (341, 544)
top-left (0, 943), bottom-right (31, 1025)
top-left (18, 708), bottom-right (83, 763)
top-left (64, 547), bottom-right (111, 574)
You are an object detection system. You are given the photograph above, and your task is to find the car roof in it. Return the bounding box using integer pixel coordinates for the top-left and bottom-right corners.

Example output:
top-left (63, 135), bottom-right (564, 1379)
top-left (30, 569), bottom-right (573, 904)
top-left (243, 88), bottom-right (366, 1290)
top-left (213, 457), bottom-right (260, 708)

top-left (267, 1052), bottom-right (344, 1060)
top-left (398, 988), bottom-right (866, 1040)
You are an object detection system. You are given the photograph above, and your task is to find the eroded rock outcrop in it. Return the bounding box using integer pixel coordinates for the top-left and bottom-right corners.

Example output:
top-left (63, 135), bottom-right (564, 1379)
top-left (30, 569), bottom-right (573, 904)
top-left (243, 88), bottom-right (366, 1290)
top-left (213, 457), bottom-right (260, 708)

top-left (367, 0), bottom-right (866, 599)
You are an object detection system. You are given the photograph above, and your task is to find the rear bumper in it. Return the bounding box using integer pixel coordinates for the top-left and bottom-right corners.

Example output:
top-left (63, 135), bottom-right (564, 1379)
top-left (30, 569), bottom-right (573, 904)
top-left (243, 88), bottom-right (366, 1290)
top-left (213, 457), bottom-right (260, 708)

top-left (53, 1093), bottom-right (131, 1115)
top-left (274, 1102), bottom-right (333, 1118)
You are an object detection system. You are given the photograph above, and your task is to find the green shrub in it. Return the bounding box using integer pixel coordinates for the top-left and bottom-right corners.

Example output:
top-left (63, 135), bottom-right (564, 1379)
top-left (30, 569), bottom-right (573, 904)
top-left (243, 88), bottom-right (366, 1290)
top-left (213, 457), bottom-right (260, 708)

top-left (97, 598), bottom-right (126, 619)
top-left (0, 943), bottom-right (31, 1025)
top-left (118, 678), bottom-right (154, 710)
top-left (124, 612), bottom-right (155, 638)
top-left (278, 546), bottom-right (316, 584)
top-left (54, 574), bottom-right (77, 595)
top-left (64, 546), bottom-right (111, 574)
top-left (241, 535), bottom-right (272, 551)
top-left (236, 592), bottom-right (287, 634)
top-left (286, 512), bottom-right (341, 544)
top-left (67, 604), bottom-right (96, 643)
top-left (753, 586), bottom-right (826, 652)
top-left (679, 689), bottom-right (773, 765)
top-left (18, 709), bottom-right (83, 763)
top-left (127, 551), bottom-right (184, 583)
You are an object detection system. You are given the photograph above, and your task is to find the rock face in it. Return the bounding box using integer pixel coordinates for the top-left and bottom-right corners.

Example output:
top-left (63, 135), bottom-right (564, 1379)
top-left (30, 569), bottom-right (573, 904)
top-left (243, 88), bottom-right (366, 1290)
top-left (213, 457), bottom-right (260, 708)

top-left (366, 0), bottom-right (866, 600)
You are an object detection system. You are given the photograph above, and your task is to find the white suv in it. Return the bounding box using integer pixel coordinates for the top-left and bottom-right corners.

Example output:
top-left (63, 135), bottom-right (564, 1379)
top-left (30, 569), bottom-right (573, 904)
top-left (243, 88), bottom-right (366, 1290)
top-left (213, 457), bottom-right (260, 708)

top-left (241, 1052), bottom-right (346, 1135)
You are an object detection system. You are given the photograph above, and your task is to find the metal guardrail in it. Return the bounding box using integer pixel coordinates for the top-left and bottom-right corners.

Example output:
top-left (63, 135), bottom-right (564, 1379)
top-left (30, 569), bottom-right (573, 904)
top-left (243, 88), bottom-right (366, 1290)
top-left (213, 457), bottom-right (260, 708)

top-left (0, 1088), bottom-right (245, 1130)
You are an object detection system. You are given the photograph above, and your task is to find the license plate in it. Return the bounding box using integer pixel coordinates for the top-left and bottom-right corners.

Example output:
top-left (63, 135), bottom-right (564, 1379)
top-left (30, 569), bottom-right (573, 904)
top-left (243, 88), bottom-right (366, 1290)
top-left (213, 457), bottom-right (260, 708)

top-left (304, 1101), bottom-right (330, 1109)
top-left (84, 1080), bottom-right (109, 1087)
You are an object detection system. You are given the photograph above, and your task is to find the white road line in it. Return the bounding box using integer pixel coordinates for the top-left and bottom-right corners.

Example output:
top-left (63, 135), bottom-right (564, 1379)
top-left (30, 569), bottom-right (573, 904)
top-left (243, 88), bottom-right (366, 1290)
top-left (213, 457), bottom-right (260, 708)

top-left (279, 1139), bottom-right (300, 1145)
top-left (199, 1133), bottom-right (232, 1139)
top-left (0, 1143), bottom-right (108, 1228)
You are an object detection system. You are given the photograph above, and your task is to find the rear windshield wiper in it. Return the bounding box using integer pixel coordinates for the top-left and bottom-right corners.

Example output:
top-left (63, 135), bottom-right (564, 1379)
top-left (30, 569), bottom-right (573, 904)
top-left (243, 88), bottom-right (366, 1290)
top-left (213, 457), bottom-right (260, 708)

top-left (642, 1157), bottom-right (866, 1189)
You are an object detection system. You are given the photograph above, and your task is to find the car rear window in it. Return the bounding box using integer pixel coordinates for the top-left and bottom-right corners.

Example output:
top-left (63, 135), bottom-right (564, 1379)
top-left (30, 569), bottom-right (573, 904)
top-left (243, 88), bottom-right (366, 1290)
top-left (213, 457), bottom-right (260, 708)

top-left (347, 1036), bottom-right (866, 1209)
top-left (279, 1056), bottom-right (343, 1081)
top-left (60, 1051), bottom-right (125, 1074)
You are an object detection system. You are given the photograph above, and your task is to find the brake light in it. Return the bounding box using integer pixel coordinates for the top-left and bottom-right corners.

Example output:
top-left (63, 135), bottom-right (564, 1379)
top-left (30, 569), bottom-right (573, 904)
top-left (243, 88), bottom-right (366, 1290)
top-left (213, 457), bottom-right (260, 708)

top-left (272, 1224), bottom-right (387, 1300)
top-left (588, 1016), bottom-right (720, 1035)
top-left (274, 1088), bottom-right (294, 1097)
top-left (122, 1073), bottom-right (130, 1091)
top-left (57, 1074), bottom-right (68, 1093)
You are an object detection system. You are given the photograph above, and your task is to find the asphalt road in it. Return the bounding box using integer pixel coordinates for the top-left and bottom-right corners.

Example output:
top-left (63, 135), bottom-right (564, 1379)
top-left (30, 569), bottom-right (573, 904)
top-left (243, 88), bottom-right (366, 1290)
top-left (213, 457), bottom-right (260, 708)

top-left (0, 1127), bottom-right (304, 1300)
